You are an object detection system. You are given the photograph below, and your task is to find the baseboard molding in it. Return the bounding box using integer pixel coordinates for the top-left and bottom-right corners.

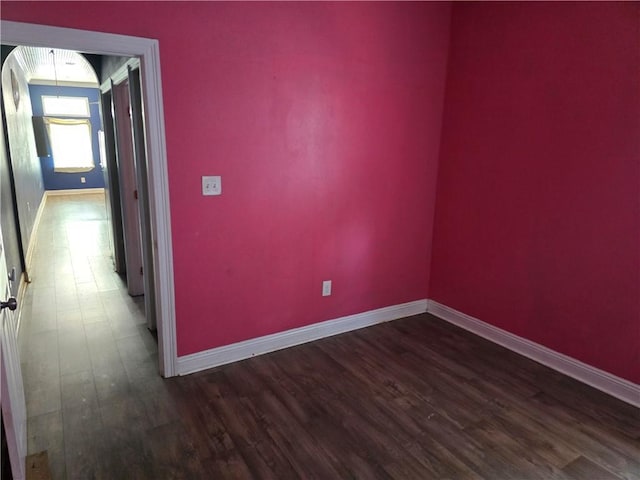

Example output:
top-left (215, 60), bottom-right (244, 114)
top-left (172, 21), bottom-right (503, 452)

top-left (24, 193), bottom-right (47, 272)
top-left (177, 299), bottom-right (428, 376)
top-left (45, 188), bottom-right (105, 196)
top-left (427, 300), bottom-right (640, 408)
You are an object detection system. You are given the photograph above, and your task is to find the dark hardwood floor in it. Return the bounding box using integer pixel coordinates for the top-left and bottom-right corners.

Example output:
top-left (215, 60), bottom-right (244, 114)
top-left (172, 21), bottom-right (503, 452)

top-left (26, 313), bottom-right (640, 480)
top-left (21, 195), bottom-right (640, 479)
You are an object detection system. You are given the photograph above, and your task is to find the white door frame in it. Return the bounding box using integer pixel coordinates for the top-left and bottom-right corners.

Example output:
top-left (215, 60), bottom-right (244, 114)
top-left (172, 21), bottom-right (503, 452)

top-left (0, 21), bottom-right (177, 377)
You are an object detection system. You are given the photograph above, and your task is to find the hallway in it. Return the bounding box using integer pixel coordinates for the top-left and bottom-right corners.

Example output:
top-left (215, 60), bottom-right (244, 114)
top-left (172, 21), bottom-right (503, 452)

top-left (19, 192), bottom-right (160, 479)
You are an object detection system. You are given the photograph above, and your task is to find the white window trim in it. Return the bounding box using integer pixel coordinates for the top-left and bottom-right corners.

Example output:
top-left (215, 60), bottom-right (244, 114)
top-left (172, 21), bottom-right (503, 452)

top-left (42, 95), bottom-right (90, 117)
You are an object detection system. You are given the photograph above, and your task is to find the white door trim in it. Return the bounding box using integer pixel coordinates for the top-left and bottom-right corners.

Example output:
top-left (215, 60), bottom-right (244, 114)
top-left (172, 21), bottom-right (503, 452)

top-left (0, 20), bottom-right (177, 377)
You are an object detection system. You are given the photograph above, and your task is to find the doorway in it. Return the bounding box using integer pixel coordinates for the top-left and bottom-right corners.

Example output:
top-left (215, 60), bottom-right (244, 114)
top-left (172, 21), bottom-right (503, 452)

top-left (0, 20), bottom-right (176, 477)
top-left (102, 61), bottom-right (157, 331)
top-left (0, 20), bottom-right (176, 377)
top-left (1, 45), bottom-right (154, 332)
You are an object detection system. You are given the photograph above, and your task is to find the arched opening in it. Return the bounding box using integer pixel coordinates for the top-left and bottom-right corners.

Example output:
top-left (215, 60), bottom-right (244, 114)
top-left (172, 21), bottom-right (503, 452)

top-left (2, 44), bottom-right (159, 330)
top-left (1, 46), bottom-right (106, 286)
top-left (1, 47), bottom-right (160, 350)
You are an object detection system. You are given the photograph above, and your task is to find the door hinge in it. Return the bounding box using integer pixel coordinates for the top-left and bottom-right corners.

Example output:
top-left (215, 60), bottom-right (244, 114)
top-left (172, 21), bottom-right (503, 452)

top-left (140, 266), bottom-right (143, 276)
top-left (134, 190), bottom-right (138, 200)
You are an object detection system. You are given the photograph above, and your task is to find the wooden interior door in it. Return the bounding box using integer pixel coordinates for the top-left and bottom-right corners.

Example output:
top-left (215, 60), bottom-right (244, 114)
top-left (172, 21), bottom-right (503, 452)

top-left (112, 80), bottom-right (144, 297)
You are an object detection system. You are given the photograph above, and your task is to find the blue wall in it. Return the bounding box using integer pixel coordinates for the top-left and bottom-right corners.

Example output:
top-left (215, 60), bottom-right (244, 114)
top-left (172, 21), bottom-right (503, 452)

top-left (29, 84), bottom-right (105, 190)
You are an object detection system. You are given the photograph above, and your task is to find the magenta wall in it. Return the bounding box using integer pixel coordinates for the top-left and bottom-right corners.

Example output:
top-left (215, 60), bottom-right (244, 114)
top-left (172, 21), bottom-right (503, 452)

top-left (5, 2), bottom-right (636, 384)
top-left (431, 3), bottom-right (640, 383)
top-left (1, 2), bottom-right (452, 356)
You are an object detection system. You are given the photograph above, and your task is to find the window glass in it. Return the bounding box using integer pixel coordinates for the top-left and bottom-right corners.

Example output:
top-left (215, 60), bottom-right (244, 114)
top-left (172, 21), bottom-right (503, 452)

top-left (45, 118), bottom-right (94, 172)
top-left (42, 96), bottom-right (90, 117)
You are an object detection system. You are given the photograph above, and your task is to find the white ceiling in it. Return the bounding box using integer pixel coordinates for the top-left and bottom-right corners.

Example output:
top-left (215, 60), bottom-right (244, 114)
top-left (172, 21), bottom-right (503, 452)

top-left (11, 46), bottom-right (99, 87)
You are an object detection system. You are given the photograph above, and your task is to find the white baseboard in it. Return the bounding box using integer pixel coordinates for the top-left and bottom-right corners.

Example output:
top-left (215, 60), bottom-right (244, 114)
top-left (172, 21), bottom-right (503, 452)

top-left (24, 193), bottom-right (47, 272)
top-left (45, 188), bottom-right (105, 196)
top-left (177, 299), bottom-right (428, 376)
top-left (427, 300), bottom-right (640, 408)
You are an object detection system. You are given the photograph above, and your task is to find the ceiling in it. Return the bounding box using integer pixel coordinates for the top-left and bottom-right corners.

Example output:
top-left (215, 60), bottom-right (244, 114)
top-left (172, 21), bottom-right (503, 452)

top-left (10, 46), bottom-right (98, 87)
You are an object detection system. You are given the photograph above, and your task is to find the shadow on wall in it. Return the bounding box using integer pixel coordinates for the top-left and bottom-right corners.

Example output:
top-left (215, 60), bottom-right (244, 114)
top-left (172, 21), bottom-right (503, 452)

top-left (1, 48), bottom-right (44, 290)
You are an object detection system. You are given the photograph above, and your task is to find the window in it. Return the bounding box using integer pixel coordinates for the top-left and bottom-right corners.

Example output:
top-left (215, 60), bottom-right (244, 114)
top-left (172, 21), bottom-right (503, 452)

top-left (41, 95), bottom-right (94, 172)
top-left (42, 95), bottom-right (90, 117)
top-left (45, 118), bottom-right (94, 172)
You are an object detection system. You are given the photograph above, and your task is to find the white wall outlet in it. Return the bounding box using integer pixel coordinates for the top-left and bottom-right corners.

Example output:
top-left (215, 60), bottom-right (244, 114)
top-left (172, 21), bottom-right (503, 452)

top-left (202, 175), bottom-right (222, 196)
top-left (80, 176), bottom-right (86, 184)
top-left (322, 280), bottom-right (332, 297)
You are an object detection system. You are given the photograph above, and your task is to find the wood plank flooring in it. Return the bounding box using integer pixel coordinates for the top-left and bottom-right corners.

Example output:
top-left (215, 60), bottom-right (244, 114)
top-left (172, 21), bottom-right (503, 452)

top-left (20, 194), bottom-right (640, 479)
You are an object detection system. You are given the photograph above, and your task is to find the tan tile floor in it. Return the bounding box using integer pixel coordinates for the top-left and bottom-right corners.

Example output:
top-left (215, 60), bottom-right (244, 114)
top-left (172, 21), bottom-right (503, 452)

top-left (19, 193), bottom-right (159, 480)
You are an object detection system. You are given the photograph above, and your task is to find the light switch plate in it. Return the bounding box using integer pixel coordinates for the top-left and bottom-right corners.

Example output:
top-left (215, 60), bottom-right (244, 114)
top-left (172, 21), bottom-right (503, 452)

top-left (202, 175), bottom-right (221, 196)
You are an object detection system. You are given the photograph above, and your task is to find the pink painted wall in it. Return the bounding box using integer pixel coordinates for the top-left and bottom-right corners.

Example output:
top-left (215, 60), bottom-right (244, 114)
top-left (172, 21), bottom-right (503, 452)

top-left (1, 2), bottom-right (452, 356)
top-left (431, 3), bottom-right (640, 383)
top-left (6, 2), bottom-right (635, 384)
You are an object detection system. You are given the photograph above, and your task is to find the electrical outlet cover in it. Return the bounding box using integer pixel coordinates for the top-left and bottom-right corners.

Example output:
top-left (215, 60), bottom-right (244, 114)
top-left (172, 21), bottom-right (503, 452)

top-left (202, 175), bottom-right (222, 196)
